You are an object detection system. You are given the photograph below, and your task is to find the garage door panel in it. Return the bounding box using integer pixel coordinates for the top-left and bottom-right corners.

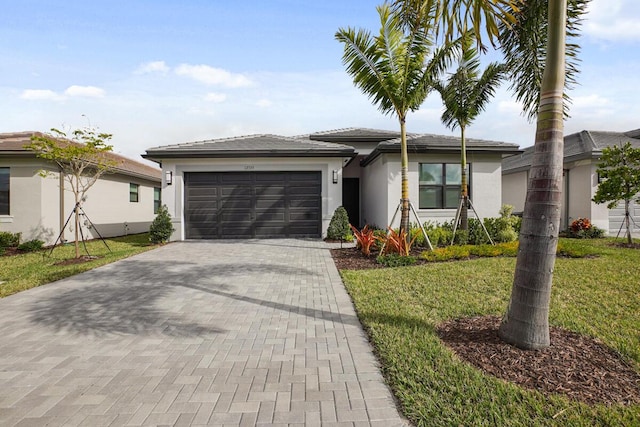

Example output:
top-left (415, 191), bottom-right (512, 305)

top-left (185, 171), bottom-right (321, 239)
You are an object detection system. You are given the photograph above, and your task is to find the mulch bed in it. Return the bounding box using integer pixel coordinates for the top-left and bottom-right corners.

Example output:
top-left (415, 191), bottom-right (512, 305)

top-left (330, 249), bottom-right (640, 406)
top-left (437, 316), bottom-right (640, 406)
top-left (330, 247), bottom-right (430, 270)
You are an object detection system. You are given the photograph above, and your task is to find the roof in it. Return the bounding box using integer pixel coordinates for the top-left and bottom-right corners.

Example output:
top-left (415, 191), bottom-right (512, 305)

top-left (502, 129), bottom-right (640, 173)
top-left (361, 133), bottom-right (521, 166)
top-left (144, 134), bottom-right (355, 159)
top-left (0, 131), bottom-right (161, 182)
top-left (306, 127), bottom-right (402, 143)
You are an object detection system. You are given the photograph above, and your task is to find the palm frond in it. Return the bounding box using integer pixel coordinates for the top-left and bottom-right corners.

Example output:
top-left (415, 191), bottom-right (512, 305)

top-left (498, 0), bottom-right (589, 121)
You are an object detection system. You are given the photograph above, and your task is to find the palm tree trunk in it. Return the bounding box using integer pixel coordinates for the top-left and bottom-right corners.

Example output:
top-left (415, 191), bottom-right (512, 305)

top-left (460, 125), bottom-right (468, 231)
top-left (499, 0), bottom-right (567, 350)
top-left (399, 117), bottom-right (410, 234)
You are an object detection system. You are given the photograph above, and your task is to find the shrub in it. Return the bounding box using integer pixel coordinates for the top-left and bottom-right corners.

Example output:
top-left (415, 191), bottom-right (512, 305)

top-left (565, 217), bottom-right (605, 239)
top-left (149, 205), bottom-right (175, 244)
top-left (0, 231), bottom-right (21, 247)
top-left (376, 227), bottom-right (417, 256)
top-left (376, 253), bottom-right (416, 267)
top-left (421, 245), bottom-right (471, 262)
top-left (350, 224), bottom-right (376, 256)
top-left (17, 239), bottom-right (44, 252)
top-left (327, 206), bottom-right (350, 240)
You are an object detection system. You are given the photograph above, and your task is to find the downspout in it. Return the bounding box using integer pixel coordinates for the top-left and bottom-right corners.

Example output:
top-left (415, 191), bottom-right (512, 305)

top-left (59, 168), bottom-right (65, 242)
top-left (564, 169), bottom-right (569, 231)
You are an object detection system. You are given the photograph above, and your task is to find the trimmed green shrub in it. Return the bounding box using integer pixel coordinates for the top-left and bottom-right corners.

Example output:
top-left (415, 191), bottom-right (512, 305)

top-left (0, 231), bottom-right (21, 247)
top-left (376, 253), bottom-right (417, 267)
top-left (149, 205), bottom-right (175, 244)
top-left (327, 206), bottom-right (350, 240)
top-left (17, 239), bottom-right (44, 252)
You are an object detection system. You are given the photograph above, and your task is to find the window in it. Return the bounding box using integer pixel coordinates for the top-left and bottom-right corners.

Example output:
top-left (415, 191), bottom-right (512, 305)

top-left (0, 168), bottom-right (8, 215)
top-left (419, 163), bottom-right (469, 209)
top-left (129, 183), bottom-right (139, 203)
top-left (153, 187), bottom-right (161, 214)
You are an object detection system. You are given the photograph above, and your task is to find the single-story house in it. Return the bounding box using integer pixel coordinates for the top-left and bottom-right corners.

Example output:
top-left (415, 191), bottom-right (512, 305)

top-left (143, 128), bottom-right (520, 240)
top-left (502, 128), bottom-right (640, 235)
top-left (0, 131), bottom-right (162, 245)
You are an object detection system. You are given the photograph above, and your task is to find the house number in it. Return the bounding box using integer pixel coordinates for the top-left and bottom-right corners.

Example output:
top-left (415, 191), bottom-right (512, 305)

top-left (244, 165), bottom-right (254, 170)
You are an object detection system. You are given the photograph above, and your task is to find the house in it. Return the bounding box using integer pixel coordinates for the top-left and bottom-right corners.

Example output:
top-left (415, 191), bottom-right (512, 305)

top-left (0, 131), bottom-right (162, 245)
top-left (502, 128), bottom-right (640, 235)
top-left (143, 128), bottom-right (520, 240)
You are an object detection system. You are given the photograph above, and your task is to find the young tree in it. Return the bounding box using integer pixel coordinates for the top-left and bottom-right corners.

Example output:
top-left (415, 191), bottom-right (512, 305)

top-left (592, 142), bottom-right (640, 244)
top-left (27, 128), bottom-right (120, 258)
top-left (433, 31), bottom-right (505, 231)
top-left (336, 3), bottom-right (456, 234)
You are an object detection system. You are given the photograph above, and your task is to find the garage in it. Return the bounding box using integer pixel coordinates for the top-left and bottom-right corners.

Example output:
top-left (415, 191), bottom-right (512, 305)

top-left (184, 171), bottom-right (321, 239)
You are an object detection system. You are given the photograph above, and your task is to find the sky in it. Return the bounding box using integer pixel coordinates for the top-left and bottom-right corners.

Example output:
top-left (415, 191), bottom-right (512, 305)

top-left (1, 0), bottom-right (639, 165)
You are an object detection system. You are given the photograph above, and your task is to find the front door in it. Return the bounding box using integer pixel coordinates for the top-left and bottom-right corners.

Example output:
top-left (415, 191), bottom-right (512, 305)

top-left (342, 178), bottom-right (360, 228)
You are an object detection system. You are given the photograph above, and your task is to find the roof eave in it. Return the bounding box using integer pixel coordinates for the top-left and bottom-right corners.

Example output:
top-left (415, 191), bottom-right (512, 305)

top-left (143, 149), bottom-right (355, 159)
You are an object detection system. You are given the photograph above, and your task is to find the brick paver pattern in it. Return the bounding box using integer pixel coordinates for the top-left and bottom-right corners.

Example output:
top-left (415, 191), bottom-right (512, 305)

top-left (0, 240), bottom-right (407, 426)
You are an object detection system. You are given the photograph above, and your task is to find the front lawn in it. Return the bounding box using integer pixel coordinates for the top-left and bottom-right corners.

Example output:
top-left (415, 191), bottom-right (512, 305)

top-left (0, 233), bottom-right (158, 298)
top-left (339, 238), bottom-right (640, 426)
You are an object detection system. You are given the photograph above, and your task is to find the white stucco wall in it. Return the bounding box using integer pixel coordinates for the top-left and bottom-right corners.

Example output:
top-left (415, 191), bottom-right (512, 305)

top-left (362, 152), bottom-right (506, 228)
top-left (159, 156), bottom-right (348, 240)
top-left (361, 156), bottom-right (390, 228)
top-left (0, 159), bottom-right (53, 242)
top-left (501, 170), bottom-right (528, 213)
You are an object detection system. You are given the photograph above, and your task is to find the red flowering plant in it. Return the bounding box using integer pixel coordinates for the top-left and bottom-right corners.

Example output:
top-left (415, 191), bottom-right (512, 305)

top-left (570, 217), bottom-right (591, 234)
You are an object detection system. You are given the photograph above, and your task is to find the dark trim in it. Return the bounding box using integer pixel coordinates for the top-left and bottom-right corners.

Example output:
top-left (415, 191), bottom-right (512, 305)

top-left (143, 149), bottom-right (355, 160)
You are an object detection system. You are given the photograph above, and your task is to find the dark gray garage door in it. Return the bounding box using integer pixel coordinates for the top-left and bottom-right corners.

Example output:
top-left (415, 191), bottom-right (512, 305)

top-left (184, 171), bottom-right (321, 239)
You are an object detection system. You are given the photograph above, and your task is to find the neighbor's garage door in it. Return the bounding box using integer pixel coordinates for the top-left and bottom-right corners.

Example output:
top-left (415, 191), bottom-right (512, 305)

top-left (184, 171), bottom-right (321, 239)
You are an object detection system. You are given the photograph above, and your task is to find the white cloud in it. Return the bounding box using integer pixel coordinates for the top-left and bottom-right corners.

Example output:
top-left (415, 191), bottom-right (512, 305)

top-left (255, 98), bottom-right (273, 108)
top-left (20, 89), bottom-right (64, 101)
top-left (64, 85), bottom-right (105, 98)
top-left (571, 94), bottom-right (611, 109)
top-left (204, 92), bottom-right (227, 103)
top-left (175, 64), bottom-right (252, 88)
top-left (584, 0), bottom-right (640, 42)
top-left (134, 61), bottom-right (170, 74)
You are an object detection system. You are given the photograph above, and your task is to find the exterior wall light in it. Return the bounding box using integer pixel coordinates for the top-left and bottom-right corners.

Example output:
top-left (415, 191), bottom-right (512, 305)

top-left (332, 170), bottom-right (338, 184)
top-left (165, 170), bottom-right (173, 185)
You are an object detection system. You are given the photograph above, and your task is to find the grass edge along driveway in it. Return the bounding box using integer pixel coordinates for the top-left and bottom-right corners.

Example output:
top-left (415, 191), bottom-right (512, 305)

top-left (339, 238), bottom-right (639, 427)
top-left (0, 233), bottom-right (158, 298)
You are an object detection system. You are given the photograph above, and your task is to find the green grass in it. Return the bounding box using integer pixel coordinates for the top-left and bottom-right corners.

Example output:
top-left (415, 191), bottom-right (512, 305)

top-left (0, 233), bottom-right (158, 298)
top-left (340, 238), bottom-right (640, 426)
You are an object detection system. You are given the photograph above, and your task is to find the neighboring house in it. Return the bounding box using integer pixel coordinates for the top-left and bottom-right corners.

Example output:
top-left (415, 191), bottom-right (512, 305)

top-left (0, 131), bottom-right (162, 245)
top-left (143, 128), bottom-right (520, 240)
top-left (502, 128), bottom-right (640, 235)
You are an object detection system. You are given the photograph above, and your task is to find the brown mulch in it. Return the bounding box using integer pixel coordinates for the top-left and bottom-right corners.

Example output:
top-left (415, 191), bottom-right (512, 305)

top-left (437, 316), bottom-right (640, 405)
top-left (330, 247), bottom-right (430, 270)
top-left (330, 249), bottom-right (640, 406)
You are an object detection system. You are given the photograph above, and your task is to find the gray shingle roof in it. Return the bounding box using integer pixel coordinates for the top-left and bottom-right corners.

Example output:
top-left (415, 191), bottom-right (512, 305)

top-left (502, 129), bottom-right (640, 173)
top-left (144, 134), bottom-right (355, 159)
top-left (0, 131), bottom-right (161, 182)
top-left (362, 133), bottom-right (520, 166)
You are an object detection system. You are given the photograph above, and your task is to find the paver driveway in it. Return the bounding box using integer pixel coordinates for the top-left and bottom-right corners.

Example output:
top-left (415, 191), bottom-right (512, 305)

top-left (0, 240), bottom-right (407, 426)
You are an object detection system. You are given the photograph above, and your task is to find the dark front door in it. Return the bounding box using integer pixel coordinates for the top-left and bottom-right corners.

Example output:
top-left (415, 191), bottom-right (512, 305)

top-left (184, 171), bottom-right (321, 239)
top-left (342, 177), bottom-right (360, 228)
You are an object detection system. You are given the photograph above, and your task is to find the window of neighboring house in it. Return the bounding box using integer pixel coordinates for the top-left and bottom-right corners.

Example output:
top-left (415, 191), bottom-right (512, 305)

top-left (129, 183), bottom-right (139, 203)
top-left (0, 167), bottom-right (9, 215)
top-left (419, 163), bottom-right (469, 209)
top-left (153, 187), bottom-right (161, 214)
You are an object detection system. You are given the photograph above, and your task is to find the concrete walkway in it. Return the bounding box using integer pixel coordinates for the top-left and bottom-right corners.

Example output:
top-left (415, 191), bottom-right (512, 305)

top-left (0, 240), bottom-right (407, 426)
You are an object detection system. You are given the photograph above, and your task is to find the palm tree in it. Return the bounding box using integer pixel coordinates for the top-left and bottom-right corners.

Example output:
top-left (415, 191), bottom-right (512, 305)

top-left (393, 0), bottom-right (588, 349)
top-left (433, 31), bottom-right (505, 231)
top-left (335, 3), bottom-right (455, 234)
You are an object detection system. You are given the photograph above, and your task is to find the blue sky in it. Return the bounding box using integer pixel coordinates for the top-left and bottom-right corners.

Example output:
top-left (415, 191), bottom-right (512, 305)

top-left (1, 0), bottom-right (639, 163)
